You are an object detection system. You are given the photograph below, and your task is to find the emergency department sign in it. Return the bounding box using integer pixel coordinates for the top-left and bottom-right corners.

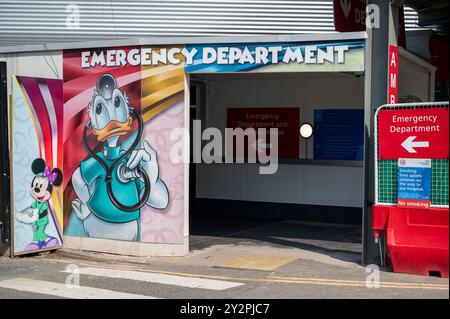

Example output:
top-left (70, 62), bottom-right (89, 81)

top-left (377, 107), bottom-right (449, 159)
top-left (185, 40), bottom-right (364, 73)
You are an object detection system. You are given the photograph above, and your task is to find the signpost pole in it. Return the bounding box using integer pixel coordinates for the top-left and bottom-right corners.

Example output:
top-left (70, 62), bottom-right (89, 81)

top-left (363, 0), bottom-right (401, 265)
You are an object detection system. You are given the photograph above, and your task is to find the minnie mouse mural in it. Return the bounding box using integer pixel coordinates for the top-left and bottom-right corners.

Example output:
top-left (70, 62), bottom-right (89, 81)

top-left (15, 158), bottom-right (63, 251)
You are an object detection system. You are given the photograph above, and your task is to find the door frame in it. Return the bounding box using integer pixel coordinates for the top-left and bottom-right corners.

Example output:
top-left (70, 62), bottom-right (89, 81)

top-left (0, 61), bottom-right (10, 255)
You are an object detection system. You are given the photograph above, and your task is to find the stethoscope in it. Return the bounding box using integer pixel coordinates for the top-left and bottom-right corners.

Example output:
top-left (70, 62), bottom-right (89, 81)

top-left (82, 107), bottom-right (151, 212)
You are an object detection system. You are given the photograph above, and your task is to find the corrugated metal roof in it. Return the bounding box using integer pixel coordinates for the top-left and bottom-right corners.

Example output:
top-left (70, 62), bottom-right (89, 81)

top-left (405, 0), bottom-right (448, 36)
top-left (0, 0), bottom-right (424, 47)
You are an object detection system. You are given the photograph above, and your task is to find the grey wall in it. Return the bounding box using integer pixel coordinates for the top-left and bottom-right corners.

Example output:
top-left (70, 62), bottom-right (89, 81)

top-left (398, 53), bottom-right (434, 101)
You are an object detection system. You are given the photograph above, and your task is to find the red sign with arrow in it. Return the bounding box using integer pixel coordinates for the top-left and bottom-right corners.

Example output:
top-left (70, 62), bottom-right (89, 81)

top-left (378, 107), bottom-right (449, 159)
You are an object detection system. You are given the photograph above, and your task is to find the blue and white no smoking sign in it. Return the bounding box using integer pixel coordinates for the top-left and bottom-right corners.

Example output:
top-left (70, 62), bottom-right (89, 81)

top-left (397, 158), bottom-right (431, 209)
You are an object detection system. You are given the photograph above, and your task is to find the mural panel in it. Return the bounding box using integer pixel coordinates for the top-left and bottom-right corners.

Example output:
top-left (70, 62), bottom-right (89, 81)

top-left (63, 46), bottom-right (185, 244)
top-left (11, 75), bottom-right (64, 255)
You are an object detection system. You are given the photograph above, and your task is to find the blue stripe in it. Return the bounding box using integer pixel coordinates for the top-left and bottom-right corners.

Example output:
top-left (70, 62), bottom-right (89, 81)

top-left (185, 40), bottom-right (364, 73)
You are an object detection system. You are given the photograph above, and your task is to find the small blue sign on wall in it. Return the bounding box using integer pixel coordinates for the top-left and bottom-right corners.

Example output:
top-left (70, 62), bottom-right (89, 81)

top-left (313, 109), bottom-right (364, 160)
top-left (397, 158), bottom-right (431, 201)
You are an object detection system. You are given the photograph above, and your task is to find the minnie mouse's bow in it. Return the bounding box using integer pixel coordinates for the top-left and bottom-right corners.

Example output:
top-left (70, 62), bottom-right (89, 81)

top-left (43, 166), bottom-right (57, 184)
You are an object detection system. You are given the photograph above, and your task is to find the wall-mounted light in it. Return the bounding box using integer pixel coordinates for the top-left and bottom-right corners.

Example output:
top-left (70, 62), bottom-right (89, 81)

top-left (299, 123), bottom-right (314, 159)
top-left (299, 123), bottom-right (314, 139)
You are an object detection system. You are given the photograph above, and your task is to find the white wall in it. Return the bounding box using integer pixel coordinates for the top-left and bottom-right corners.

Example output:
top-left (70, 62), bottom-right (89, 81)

top-left (195, 73), bottom-right (365, 208)
top-left (0, 51), bottom-right (63, 93)
top-left (0, 51), bottom-right (62, 153)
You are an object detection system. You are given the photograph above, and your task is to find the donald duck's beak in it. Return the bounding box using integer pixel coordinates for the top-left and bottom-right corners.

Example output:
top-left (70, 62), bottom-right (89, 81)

top-left (93, 116), bottom-right (133, 142)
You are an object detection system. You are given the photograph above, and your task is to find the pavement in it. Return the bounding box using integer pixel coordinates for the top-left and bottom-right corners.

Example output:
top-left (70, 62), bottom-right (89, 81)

top-left (0, 219), bottom-right (448, 299)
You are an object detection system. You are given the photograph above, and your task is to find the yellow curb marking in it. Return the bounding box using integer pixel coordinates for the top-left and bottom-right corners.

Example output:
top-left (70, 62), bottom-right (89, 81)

top-left (268, 275), bottom-right (449, 288)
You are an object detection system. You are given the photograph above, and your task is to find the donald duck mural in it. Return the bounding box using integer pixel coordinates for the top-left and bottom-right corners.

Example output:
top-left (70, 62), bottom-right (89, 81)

top-left (69, 73), bottom-right (169, 241)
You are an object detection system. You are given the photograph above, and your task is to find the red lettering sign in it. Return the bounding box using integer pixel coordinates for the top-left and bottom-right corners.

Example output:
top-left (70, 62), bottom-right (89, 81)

top-left (227, 107), bottom-right (300, 159)
top-left (397, 199), bottom-right (431, 209)
top-left (388, 45), bottom-right (398, 104)
top-left (378, 107), bottom-right (449, 159)
top-left (333, 0), bottom-right (366, 32)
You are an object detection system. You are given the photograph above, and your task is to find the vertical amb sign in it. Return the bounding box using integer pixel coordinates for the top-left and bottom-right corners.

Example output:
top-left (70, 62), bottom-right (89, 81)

top-left (388, 45), bottom-right (398, 104)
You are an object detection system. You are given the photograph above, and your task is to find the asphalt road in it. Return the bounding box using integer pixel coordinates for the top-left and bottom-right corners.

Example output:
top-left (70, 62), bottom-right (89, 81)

top-left (1, 220), bottom-right (448, 299)
top-left (0, 250), bottom-right (448, 299)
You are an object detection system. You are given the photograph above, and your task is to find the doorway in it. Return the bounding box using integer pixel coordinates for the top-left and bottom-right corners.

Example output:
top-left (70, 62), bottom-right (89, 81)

top-left (188, 72), bottom-right (365, 264)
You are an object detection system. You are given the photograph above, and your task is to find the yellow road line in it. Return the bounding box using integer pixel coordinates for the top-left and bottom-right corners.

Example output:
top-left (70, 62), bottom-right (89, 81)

top-left (48, 257), bottom-right (449, 291)
top-left (264, 278), bottom-right (449, 290)
top-left (268, 275), bottom-right (449, 288)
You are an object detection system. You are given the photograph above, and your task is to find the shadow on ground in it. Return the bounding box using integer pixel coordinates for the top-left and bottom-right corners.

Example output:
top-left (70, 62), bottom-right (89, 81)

top-left (189, 215), bottom-right (362, 264)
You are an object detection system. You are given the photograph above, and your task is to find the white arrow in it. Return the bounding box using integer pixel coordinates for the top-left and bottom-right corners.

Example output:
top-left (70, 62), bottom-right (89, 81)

top-left (401, 136), bottom-right (429, 153)
top-left (251, 139), bottom-right (273, 153)
top-left (340, 0), bottom-right (351, 18)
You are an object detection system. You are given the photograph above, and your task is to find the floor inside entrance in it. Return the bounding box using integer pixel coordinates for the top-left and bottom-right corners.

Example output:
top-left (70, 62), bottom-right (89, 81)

top-left (189, 216), bottom-right (362, 269)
